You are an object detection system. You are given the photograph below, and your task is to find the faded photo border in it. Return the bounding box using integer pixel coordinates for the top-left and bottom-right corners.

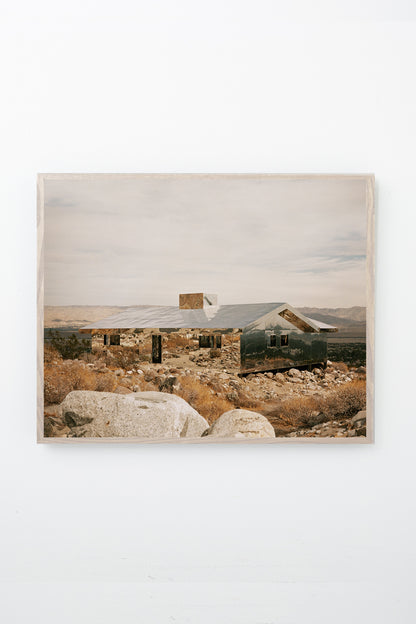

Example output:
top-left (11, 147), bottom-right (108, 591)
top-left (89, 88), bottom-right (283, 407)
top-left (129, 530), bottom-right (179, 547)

top-left (37, 173), bottom-right (375, 444)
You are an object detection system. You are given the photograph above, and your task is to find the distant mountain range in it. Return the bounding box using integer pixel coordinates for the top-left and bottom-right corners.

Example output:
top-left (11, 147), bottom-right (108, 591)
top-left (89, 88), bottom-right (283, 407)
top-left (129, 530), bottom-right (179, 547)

top-left (298, 307), bottom-right (366, 341)
top-left (299, 306), bottom-right (366, 324)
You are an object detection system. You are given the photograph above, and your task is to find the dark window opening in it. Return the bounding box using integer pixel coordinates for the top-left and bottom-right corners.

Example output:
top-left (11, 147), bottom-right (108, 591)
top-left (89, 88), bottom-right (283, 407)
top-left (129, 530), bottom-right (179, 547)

top-left (281, 334), bottom-right (288, 347)
top-left (103, 334), bottom-right (108, 346)
top-left (269, 334), bottom-right (277, 347)
top-left (199, 335), bottom-right (209, 348)
top-left (110, 334), bottom-right (120, 346)
top-left (199, 335), bottom-right (219, 348)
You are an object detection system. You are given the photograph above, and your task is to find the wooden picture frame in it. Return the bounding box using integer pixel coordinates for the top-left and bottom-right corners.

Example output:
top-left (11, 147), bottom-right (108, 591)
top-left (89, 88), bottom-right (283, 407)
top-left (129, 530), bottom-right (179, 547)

top-left (37, 173), bottom-right (375, 444)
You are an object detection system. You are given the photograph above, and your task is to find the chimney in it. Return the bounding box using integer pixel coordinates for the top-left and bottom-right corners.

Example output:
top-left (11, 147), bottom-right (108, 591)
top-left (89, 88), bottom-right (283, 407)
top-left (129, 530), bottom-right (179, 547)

top-left (179, 293), bottom-right (218, 309)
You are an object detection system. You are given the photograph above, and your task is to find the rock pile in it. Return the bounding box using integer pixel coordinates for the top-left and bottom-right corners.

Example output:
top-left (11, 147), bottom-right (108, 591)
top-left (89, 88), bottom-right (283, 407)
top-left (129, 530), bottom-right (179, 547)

top-left (284, 410), bottom-right (367, 438)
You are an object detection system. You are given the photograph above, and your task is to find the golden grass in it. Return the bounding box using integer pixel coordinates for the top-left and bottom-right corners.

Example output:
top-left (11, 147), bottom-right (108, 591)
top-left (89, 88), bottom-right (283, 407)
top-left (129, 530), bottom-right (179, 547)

top-left (262, 379), bottom-right (366, 435)
top-left (44, 360), bottom-right (117, 405)
top-left (102, 346), bottom-right (141, 369)
top-left (175, 376), bottom-right (234, 424)
top-left (44, 343), bottom-right (61, 363)
top-left (165, 334), bottom-right (193, 349)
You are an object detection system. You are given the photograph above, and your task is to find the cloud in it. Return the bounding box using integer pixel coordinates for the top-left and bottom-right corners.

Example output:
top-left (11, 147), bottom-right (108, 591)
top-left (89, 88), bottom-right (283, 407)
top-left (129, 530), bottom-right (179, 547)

top-left (44, 175), bottom-right (368, 307)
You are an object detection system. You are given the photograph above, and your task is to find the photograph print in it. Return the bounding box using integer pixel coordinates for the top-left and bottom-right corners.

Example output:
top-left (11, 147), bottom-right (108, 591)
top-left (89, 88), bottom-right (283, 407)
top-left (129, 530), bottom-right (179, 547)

top-left (38, 173), bottom-right (374, 443)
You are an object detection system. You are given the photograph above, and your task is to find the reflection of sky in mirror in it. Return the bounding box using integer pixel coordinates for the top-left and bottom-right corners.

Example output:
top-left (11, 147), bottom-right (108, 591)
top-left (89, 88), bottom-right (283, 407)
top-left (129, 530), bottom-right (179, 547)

top-left (44, 175), bottom-right (367, 307)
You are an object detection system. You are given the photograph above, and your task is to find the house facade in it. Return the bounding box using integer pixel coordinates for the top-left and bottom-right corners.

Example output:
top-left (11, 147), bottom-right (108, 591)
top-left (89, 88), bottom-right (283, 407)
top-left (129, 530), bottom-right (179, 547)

top-left (80, 293), bottom-right (337, 374)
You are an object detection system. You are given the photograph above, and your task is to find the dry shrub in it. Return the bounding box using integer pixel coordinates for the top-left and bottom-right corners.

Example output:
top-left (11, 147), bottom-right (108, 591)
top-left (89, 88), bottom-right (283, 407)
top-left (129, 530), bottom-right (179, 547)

top-left (209, 348), bottom-right (221, 359)
top-left (333, 361), bottom-right (349, 373)
top-left (94, 372), bottom-right (118, 392)
top-left (103, 347), bottom-right (140, 370)
top-left (263, 395), bottom-right (321, 433)
top-left (79, 351), bottom-right (97, 364)
top-left (44, 344), bottom-right (62, 364)
top-left (138, 342), bottom-right (152, 356)
top-left (231, 388), bottom-right (262, 411)
top-left (175, 376), bottom-right (233, 424)
top-left (263, 379), bottom-right (366, 434)
top-left (44, 370), bottom-right (73, 405)
top-left (44, 360), bottom-right (117, 405)
top-left (165, 334), bottom-right (191, 349)
top-left (323, 379), bottom-right (366, 419)
top-left (135, 378), bottom-right (159, 392)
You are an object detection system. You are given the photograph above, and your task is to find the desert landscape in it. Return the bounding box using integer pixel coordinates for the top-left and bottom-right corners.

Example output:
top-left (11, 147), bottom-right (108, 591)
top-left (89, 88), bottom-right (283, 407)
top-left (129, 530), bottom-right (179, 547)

top-left (43, 305), bottom-right (366, 440)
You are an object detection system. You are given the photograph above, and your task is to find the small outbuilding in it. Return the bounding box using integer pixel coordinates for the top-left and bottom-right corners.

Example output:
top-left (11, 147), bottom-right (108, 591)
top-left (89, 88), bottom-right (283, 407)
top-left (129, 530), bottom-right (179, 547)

top-left (80, 293), bottom-right (337, 374)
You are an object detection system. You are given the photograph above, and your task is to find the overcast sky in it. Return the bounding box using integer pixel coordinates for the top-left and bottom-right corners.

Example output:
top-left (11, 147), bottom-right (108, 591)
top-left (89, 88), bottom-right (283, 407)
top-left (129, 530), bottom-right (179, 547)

top-left (44, 175), bottom-right (368, 308)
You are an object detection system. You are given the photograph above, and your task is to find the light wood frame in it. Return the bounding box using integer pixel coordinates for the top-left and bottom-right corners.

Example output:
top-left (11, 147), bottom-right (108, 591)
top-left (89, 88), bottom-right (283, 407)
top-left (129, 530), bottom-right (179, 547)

top-left (37, 173), bottom-right (375, 444)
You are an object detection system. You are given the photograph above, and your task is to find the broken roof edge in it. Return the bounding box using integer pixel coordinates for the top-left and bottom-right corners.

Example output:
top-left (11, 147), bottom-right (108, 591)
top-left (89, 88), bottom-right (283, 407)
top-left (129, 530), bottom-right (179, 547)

top-left (278, 303), bottom-right (321, 333)
top-left (305, 317), bottom-right (338, 332)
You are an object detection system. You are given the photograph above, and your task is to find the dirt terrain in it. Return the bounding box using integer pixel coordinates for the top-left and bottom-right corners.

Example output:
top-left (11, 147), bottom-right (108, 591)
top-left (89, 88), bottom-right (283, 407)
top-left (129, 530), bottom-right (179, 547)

top-left (44, 345), bottom-right (366, 439)
top-left (43, 305), bottom-right (367, 439)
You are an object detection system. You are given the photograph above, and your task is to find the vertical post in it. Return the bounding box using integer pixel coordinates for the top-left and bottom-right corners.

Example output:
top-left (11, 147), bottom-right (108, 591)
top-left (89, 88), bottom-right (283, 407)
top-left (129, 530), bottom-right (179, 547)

top-left (152, 334), bottom-right (162, 363)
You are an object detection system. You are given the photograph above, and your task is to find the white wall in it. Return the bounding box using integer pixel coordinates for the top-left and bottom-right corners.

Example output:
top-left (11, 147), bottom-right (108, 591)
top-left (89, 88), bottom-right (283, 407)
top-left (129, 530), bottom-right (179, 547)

top-left (1, 2), bottom-right (415, 622)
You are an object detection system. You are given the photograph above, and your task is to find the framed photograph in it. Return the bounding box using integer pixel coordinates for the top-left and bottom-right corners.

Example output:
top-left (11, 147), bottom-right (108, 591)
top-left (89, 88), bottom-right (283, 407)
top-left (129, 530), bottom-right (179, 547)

top-left (38, 173), bottom-right (374, 443)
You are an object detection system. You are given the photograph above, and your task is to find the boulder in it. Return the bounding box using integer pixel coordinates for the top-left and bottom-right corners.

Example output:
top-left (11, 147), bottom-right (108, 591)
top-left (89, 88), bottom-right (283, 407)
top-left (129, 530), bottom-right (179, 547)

top-left (274, 372), bottom-right (285, 384)
top-left (59, 390), bottom-right (209, 439)
top-left (202, 409), bottom-right (275, 439)
top-left (287, 368), bottom-right (301, 378)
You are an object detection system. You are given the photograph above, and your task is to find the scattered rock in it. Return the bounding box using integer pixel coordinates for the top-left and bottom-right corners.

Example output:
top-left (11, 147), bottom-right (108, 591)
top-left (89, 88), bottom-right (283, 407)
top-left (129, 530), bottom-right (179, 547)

top-left (62, 410), bottom-right (93, 427)
top-left (114, 385), bottom-right (133, 394)
top-left (44, 415), bottom-right (70, 437)
top-left (159, 375), bottom-right (178, 393)
top-left (304, 411), bottom-right (327, 427)
top-left (351, 410), bottom-right (366, 428)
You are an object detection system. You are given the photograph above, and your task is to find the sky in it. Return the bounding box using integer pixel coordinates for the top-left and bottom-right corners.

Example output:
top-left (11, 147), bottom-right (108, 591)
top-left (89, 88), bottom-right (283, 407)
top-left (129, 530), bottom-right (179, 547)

top-left (44, 174), bottom-right (368, 308)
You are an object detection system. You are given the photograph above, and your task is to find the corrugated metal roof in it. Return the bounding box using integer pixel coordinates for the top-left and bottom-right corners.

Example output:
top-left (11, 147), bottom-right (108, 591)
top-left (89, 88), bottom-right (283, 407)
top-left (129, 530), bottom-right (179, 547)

top-left (82, 303), bottom-right (285, 330)
top-left (81, 303), bottom-right (338, 332)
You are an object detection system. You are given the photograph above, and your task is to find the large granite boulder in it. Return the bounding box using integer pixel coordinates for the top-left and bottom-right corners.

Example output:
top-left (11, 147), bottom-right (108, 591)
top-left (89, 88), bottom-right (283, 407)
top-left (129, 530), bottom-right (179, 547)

top-left (59, 390), bottom-right (209, 438)
top-left (202, 408), bottom-right (276, 439)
